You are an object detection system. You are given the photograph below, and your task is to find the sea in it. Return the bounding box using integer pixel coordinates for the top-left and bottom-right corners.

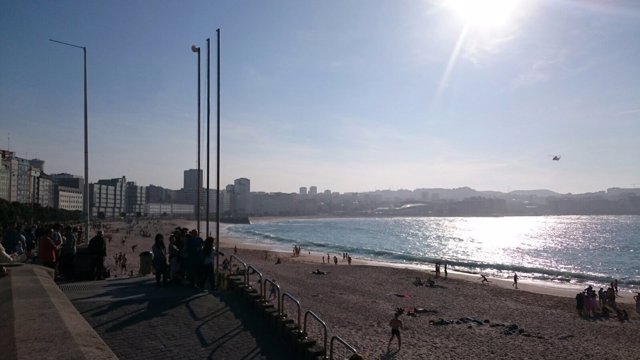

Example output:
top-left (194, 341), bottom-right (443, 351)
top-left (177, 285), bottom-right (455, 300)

top-left (225, 215), bottom-right (640, 292)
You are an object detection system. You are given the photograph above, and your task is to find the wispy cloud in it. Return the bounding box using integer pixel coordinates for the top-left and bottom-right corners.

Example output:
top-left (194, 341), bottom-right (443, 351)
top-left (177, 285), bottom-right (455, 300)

top-left (616, 108), bottom-right (640, 116)
top-left (462, 33), bottom-right (518, 64)
top-left (512, 49), bottom-right (566, 87)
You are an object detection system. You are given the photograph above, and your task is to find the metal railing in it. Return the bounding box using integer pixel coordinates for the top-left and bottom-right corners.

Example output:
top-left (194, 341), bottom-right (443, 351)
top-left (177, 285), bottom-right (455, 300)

top-left (263, 278), bottom-right (281, 313)
top-left (229, 254), bottom-right (247, 276)
top-left (246, 265), bottom-right (263, 297)
top-left (304, 310), bottom-right (328, 357)
top-left (281, 292), bottom-right (302, 329)
top-left (329, 335), bottom-right (357, 360)
top-left (225, 257), bottom-right (354, 359)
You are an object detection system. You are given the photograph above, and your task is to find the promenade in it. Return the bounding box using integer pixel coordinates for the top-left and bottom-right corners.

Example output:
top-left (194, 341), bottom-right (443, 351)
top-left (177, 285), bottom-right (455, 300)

top-left (60, 277), bottom-right (289, 360)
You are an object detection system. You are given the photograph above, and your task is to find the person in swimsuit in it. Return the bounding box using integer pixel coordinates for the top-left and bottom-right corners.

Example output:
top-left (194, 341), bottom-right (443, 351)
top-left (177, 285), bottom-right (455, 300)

top-left (387, 313), bottom-right (404, 352)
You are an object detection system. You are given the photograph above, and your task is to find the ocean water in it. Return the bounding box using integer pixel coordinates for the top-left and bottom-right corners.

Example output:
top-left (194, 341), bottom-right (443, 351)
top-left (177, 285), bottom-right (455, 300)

top-left (226, 215), bottom-right (640, 291)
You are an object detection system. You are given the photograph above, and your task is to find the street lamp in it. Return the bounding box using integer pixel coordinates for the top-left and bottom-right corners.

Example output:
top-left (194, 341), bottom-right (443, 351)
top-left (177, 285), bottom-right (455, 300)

top-left (215, 29), bottom-right (221, 288)
top-left (206, 38), bottom-right (211, 238)
top-left (49, 38), bottom-right (90, 242)
top-left (192, 44), bottom-right (201, 235)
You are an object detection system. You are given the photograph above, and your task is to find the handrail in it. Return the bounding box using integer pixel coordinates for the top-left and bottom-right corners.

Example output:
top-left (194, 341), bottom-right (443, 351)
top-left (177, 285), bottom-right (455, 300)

top-left (229, 254), bottom-right (247, 276)
top-left (263, 278), bottom-right (281, 313)
top-left (304, 310), bottom-right (327, 357)
top-left (246, 265), bottom-right (263, 297)
top-left (329, 336), bottom-right (357, 360)
top-left (281, 292), bottom-right (301, 328)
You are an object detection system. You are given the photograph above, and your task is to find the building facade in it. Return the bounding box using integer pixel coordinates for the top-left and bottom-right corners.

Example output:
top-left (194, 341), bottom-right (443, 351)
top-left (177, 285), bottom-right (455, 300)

top-left (126, 181), bottom-right (146, 216)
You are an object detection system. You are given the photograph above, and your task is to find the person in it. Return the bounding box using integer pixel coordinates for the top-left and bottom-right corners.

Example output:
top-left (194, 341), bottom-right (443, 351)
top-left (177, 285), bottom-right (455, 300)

top-left (39, 228), bottom-right (59, 269)
top-left (59, 226), bottom-right (77, 279)
top-left (444, 263), bottom-right (448, 279)
top-left (199, 237), bottom-right (215, 290)
top-left (120, 254), bottom-right (128, 275)
top-left (598, 288), bottom-right (605, 308)
top-left (269, 280), bottom-right (277, 300)
top-left (333, 256), bottom-right (338, 265)
top-left (513, 273), bottom-right (518, 289)
top-left (614, 279), bottom-right (618, 294)
top-left (575, 292), bottom-right (584, 316)
top-left (185, 230), bottom-right (203, 287)
top-left (480, 274), bottom-right (489, 284)
top-left (168, 234), bottom-right (181, 282)
top-left (347, 255), bottom-right (352, 265)
top-left (2, 222), bottom-right (22, 254)
top-left (387, 312), bottom-right (404, 352)
top-left (152, 234), bottom-right (168, 286)
top-left (0, 242), bottom-right (14, 263)
top-left (89, 230), bottom-right (107, 280)
top-left (634, 292), bottom-right (640, 314)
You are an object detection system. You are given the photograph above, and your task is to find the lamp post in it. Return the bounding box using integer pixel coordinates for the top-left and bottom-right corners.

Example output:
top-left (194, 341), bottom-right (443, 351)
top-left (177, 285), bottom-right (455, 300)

top-left (191, 44), bottom-right (201, 235)
top-left (215, 29), bottom-right (221, 288)
top-left (49, 39), bottom-right (90, 242)
top-left (206, 38), bottom-right (211, 238)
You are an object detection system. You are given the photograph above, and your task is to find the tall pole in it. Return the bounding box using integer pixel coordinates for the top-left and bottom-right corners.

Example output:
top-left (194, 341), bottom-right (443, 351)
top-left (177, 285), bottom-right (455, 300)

top-left (206, 38), bottom-right (211, 237)
top-left (192, 45), bottom-right (201, 234)
top-left (215, 29), bottom-right (221, 287)
top-left (83, 47), bottom-right (89, 242)
top-left (49, 39), bottom-right (90, 242)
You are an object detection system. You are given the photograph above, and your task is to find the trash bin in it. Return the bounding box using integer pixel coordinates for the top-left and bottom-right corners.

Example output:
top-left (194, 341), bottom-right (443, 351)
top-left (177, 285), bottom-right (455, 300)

top-left (139, 251), bottom-right (152, 276)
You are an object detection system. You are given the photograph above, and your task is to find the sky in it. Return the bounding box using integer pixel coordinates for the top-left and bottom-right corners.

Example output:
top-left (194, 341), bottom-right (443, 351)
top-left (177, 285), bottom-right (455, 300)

top-left (1, 0), bottom-right (639, 194)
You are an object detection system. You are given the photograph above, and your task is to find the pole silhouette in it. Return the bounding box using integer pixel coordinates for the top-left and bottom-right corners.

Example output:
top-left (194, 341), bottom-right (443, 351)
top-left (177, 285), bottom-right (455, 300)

top-left (49, 39), bottom-right (90, 242)
top-left (215, 28), bottom-right (221, 288)
top-left (192, 45), bottom-right (201, 234)
top-left (206, 38), bottom-right (211, 237)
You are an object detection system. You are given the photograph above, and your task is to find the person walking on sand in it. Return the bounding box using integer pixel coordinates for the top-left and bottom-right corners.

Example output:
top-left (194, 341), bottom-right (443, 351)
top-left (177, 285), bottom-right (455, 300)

top-left (513, 273), bottom-right (519, 289)
top-left (480, 274), bottom-right (489, 284)
top-left (387, 313), bottom-right (404, 352)
top-left (634, 292), bottom-right (640, 314)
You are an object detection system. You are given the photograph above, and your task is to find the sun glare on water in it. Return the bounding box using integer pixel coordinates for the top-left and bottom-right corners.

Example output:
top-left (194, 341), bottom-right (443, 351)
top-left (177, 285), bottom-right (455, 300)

top-left (446, 0), bottom-right (521, 28)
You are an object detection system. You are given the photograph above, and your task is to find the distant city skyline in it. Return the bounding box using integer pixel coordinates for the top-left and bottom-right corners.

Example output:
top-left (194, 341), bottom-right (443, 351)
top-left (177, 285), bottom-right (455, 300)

top-left (1, 1), bottom-right (639, 194)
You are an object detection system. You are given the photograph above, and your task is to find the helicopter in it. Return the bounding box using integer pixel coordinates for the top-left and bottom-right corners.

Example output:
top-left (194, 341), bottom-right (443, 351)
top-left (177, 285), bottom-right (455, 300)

top-left (552, 155), bottom-right (561, 161)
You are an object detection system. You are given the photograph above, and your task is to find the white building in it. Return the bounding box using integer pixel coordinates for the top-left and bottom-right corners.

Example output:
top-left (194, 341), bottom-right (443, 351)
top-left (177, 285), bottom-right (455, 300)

top-left (56, 186), bottom-right (84, 211)
top-left (146, 203), bottom-right (194, 216)
top-left (233, 178), bottom-right (250, 215)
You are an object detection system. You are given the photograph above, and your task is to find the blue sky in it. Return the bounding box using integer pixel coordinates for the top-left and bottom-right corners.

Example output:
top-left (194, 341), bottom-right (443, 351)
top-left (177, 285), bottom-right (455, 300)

top-left (1, 0), bottom-right (639, 194)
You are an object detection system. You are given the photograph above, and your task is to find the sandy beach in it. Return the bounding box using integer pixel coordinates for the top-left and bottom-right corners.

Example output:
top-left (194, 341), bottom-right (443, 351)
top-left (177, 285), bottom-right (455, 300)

top-left (100, 219), bottom-right (640, 359)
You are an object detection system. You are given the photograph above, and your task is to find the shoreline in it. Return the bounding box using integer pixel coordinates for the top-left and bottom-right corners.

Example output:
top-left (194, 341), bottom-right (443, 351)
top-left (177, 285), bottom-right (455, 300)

top-left (216, 223), bottom-right (637, 305)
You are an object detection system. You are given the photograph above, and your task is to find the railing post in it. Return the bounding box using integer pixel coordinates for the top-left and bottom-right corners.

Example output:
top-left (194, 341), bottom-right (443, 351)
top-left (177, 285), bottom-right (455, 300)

top-left (304, 310), bottom-right (328, 358)
top-left (329, 335), bottom-right (358, 360)
top-left (263, 278), bottom-right (281, 313)
top-left (246, 265), bottom-right (263, 297)
top-left (281, 292), bottom-right (302, 329)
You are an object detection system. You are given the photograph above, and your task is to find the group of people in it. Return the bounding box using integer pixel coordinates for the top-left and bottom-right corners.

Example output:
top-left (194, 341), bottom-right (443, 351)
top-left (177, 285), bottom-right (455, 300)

top-left (575, 284), bottom-right (632, 321)
top-left (434, 262), bottom-right (447, 279)
top-left (112, 252), bottom-right (129, 275)
top-left (1, 222), bottom-right (83, 279)
top-left (321, 252), bottom-right (352, 265)
top-left (149, 227), bottom-right (222, 289)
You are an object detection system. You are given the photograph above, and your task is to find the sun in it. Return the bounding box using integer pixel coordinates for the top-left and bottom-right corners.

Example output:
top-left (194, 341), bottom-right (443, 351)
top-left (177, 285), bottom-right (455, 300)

top-left (446, 0), bottom-right (520, 28)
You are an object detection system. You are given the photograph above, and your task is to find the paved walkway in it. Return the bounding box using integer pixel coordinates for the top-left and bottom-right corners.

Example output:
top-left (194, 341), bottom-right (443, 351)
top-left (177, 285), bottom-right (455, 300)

top-left (60, 278), bottom-right (289, 360)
